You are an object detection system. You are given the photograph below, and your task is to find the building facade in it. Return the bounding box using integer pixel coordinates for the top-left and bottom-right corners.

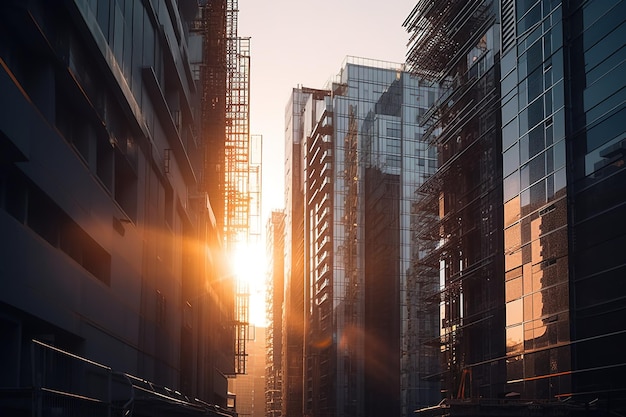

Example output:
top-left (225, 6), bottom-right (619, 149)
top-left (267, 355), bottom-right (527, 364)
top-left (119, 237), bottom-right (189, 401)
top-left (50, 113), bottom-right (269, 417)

top-left (0, 0), bottom-right (237, 415)
top-left (501, 0), bottom-right (626, 410)
top-left (287, 58), bottom-right (437, 417)
top-left (282, 88), bottom-right (308, 417)
top-left (405, 0), bottom-right (507, 405)
top-left (404, 0), bottom-right (626, 414)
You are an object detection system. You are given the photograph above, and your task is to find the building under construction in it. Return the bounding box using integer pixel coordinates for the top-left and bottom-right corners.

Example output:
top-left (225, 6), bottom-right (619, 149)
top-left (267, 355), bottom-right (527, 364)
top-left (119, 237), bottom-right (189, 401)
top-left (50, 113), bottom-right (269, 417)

top-left (405, 0), bottom-right (626, 415)
top-left (404, 0), bottom-right (507, 406)
top-left (196, 0), bottom-right (256, 377)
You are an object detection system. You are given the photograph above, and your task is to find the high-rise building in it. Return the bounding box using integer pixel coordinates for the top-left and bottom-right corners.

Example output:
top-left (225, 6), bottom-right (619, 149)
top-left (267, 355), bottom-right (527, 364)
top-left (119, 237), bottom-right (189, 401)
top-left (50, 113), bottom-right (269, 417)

top-left (266, 210), bottom-right (286, 417)
top-left (283, 87), bottom-right (308, 417)
top-left (405, 0), bottom-right (626, 414)
top-left (404, 0), bottom-right (506, 406)
top-left (0, 0), bottom-right (243, 415)
top-left (285, 57), bottom-right (437, 417)
top-left (500, 0), bottom-right (626, 410)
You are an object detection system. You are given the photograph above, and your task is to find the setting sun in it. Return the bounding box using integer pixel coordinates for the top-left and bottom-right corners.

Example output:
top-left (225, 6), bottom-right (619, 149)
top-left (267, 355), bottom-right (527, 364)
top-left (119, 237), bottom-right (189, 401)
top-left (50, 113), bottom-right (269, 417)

top-left (230, 242), bottom-right (267, 327)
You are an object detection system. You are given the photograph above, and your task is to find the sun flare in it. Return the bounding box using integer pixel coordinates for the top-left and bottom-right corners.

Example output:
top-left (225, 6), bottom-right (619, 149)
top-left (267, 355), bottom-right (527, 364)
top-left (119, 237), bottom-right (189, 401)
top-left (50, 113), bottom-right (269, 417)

top-left (230, 242), bottom-right (267, 327)
top-left (231, 242), bottom-right (265, 288)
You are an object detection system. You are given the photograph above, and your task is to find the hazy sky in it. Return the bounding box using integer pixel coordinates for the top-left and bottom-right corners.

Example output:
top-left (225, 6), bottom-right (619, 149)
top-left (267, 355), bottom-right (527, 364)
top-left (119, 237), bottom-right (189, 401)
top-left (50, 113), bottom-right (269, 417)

top-left (238, 0), bottom-right (416, 221)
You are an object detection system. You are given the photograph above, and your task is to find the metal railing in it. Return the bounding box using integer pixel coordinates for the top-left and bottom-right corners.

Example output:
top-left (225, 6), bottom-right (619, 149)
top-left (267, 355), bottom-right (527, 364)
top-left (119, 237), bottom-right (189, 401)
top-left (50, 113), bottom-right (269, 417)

top-left (30, 339), bottom-right (134, 417)
top-left (1, 339), bottom-right (237, 417)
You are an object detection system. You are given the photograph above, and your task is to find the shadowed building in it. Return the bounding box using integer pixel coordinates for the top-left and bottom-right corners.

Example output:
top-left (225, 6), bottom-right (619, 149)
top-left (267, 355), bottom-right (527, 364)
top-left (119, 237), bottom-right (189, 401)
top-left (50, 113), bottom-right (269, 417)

top-left (282, 87), bottom-right (308, 417)
top-left (0, 1), bottom-right (241, 415)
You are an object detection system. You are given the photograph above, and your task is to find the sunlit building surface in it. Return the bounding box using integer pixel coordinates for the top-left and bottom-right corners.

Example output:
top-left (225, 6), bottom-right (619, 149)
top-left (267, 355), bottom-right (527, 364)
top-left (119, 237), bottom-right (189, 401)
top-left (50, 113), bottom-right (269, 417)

top-left (0, 0), bottom-right (241, 415)
top-left (287, 57), bottom-right (438, 417)
top-left (266, 210), bottom-right (285, 417)
top-left (405, 0), bottom-right (626, 415)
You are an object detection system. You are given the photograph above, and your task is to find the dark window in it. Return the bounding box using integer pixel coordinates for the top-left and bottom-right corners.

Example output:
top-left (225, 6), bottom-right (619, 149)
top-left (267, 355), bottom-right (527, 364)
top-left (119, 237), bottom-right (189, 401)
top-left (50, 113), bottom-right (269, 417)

top-left (528, 152), bottom-right (546, 184)
top-left (586, 45), bottom-right (626, 87)
top-left (582, 9), bottom-right (625, 52)
top-left (516, 0), bottom-right (540, 21)
top-left (586, 107), bottom-right (626, 152)
top-left (527, 67), bottom-right (543, 103)
top-left (96, 0), bottom-right (110, 39)
top-left (5, 174), bottom-right (27, 223)
top-left (586, 84), bottom-right (625, 124)
top-left (517, 2), bottom-right (541, 34)
top-left (114, 150), bottom-right (137, 221)
top-left (97, 136), bottom-right (114, 191)
top-left (527, 98), bottom-right (545, 132)
top-left (529, 178), bottom-right (546, 211)
top-left (1, 170), bottom-right (111, 285)
top-left (27, 187), bottom-right (60, 246)
top-left (165, 182), bottom-right (173, 227)
top-left (503, 142), bottom-right (519, 177)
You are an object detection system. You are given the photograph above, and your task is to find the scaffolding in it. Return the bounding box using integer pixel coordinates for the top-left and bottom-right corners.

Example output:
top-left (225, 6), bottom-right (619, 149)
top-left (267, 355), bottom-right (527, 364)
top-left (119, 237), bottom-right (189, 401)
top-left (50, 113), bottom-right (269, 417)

top-left (224, 35), bottom-right (251, 249)
top-left (195, 0), bottom-right (253, 248)
top-left (405, 0), bottom-right (506, 406)
top-left (249, 134), bottom-right (263, 244)
top-left (404, 0), bottom-right (494, 83)
top-left (195, 0), bottom-right (253, 376)
top-left (196, 0), bottom-right (227, 224)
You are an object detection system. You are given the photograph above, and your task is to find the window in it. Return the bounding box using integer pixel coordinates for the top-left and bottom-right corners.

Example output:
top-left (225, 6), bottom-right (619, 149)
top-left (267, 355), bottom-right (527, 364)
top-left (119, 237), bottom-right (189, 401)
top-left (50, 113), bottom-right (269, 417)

top-left (387, 124), bottom-right (401, 138)
top-left (1, 170), bottom-right (111, 285)
top-left (503, 142), bottom-right (520, 177)
top-left (387, 155), bottom-right (401, 168)
top-left (114, 150), bottom-right (138, 221)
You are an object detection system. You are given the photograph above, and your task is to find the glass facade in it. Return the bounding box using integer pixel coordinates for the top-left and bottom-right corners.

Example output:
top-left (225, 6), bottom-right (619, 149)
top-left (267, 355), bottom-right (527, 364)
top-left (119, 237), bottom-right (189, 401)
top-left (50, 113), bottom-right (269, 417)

top-left (283, 89), bottom-right (308, 417)
top-left (566, 0), bottom-right (626, 410)
top-left (406, 1), bottom-right (626, 413)
top-left (405, 0), bottom-right (507, 405)
top-left (502, 1), bottom-right (626, 409)
top-left (501, 0), bottom-right (572, 399)
top-left (294, 58), bottom-right (437, 417)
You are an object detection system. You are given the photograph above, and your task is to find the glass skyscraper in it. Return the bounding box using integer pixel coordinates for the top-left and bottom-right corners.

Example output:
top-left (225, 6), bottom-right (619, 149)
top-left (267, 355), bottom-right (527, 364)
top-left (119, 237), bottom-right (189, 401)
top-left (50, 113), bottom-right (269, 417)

top-left (502, 0), bottom-right (626, 408)
top-left (405, 0), bottom-right (626, 414)
top-left (501, 0), bottom-right (571, 401)
top-left (286, 57), bottom-right (437, 417)
top-left (566, 0), bottom-right (626, 407)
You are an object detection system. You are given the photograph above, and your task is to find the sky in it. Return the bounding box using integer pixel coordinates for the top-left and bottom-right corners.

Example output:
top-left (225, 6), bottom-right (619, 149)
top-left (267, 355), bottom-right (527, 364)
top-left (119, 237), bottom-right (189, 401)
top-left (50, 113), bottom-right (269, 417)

top-left (238, 0), bottom-right (416, 220)
top-left (236, 1), bottom-right (417, 327)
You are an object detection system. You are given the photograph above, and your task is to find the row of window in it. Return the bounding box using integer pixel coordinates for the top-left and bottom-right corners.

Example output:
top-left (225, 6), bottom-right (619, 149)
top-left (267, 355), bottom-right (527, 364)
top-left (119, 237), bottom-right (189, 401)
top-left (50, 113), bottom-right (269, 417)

top-left (55, 78), bottom-right (139, 222)
top-left (1, 170), bottom-right (111, 285)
